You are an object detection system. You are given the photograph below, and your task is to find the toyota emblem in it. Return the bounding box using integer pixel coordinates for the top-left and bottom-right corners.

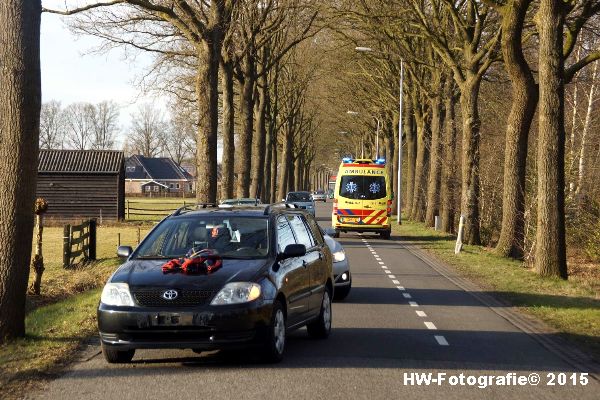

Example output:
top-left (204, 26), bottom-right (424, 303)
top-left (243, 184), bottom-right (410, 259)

top-left (162, 289), bottom-right (178, 300)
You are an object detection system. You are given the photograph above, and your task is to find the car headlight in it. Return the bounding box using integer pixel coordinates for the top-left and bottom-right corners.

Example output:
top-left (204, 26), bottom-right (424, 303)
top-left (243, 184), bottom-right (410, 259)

top-left (100, 283), bottom-right (135, 306)
top-left (333, 250), bottom-right (346, 262)
top-left (210, 282), bottom-right (261, 305)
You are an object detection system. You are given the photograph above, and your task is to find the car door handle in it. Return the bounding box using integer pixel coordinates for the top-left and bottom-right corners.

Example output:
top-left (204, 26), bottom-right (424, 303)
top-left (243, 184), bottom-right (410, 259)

top-left (318, 252), bottom-right (323, 260)
top-left (302, 260), bottom-right (308, 268)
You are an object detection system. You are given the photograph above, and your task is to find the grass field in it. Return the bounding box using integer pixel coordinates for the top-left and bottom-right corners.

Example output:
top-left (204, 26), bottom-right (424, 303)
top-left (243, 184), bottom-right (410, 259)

top-left (392, 218), bottom-right (600, 360)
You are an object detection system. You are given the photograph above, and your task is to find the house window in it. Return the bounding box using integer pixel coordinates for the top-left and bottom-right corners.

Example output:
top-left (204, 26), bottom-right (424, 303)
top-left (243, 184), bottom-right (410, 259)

top-left (189, 184), bottom-right (193, 191)
top-left (169, 183), bottom-right (174, 189)
top-left (126, 166), bottom-right (136, 172)
top-left (153, 185), bottom-right (159, 192)
top-left (176, 183), bottom-right (180, 189)
top-left (145, 186), bottom-right (151, 192)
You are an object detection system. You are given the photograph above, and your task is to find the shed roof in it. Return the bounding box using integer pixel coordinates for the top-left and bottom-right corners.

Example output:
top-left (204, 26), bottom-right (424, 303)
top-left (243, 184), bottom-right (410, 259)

top-left (39, 149), bottom-right (124, 174)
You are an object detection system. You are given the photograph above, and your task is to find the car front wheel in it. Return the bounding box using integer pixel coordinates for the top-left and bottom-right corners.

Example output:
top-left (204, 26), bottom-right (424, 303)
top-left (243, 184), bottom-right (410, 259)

top-left (102, 344), bottom-right (135, 364)
top-left (307, 289), bottom-right (332, 339)
top-left (261, 300), bottom-right (286, 363)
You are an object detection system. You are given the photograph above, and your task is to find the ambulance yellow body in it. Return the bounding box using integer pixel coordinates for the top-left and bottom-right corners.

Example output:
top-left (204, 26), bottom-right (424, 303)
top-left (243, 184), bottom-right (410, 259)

top-left (331, 158), bottom-right (392, 239)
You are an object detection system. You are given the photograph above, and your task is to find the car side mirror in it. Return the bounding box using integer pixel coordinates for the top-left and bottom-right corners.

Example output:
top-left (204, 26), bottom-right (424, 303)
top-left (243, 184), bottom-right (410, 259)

top-left (282, 198), bottom-right (286, 202)
top-left (323, 227), bottom-right (337, 237)
top-left (117, 246), bottom-right (133, 258)
top-left (279, 244), bottom-right (306, 260)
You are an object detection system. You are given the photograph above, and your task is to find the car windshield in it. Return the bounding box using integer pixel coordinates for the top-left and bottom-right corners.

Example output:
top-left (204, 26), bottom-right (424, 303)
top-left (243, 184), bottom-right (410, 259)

top-left (135, 216), bottom-right (269, 259)
top-left (287, 192), bottom-right (311, 202)
top-left (315, 191), bottom-right (324, 195)
top-left (339, 175), bottom-right (387, 200)
top-left (221, 199), bottom-right (258, 205)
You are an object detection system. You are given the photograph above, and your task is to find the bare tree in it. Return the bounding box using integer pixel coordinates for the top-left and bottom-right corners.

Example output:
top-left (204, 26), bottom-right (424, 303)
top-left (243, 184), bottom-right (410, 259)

top-left (64, 102), bottom-right (95, 150)
top-left (128, 104), bottom-right (166, 157)
top-left (0, 0), bottom-right (41, 342)
top-left (91, 100), bottom-right (120, 150)
top-left (39, 100), bottom-right (66, 149)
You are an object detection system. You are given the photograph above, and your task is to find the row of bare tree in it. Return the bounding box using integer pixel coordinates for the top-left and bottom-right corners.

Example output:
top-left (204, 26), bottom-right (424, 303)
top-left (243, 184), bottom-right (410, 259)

top-left (326, 0), bottom-right (600, 280)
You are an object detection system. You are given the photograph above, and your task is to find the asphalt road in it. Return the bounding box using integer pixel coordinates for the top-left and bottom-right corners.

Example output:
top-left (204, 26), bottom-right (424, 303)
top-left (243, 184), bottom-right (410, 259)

top-left (31, 202), bottom-right (598, 399)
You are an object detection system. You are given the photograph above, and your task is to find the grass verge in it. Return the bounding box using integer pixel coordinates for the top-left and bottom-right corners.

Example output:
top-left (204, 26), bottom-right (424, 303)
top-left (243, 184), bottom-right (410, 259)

top-left (0, 288), bottom-right (103, 399)
top-left (392, 219), bottom-right (600, 360)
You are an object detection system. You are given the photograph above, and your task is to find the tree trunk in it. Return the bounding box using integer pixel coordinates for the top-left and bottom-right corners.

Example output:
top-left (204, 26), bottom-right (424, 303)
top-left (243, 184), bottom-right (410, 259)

top-left (575, 61), bottom-right (597, 196)
top-left (220, 59), bottom-right (235, 200)
top-left (391, 113), bottom-right (400, 215)
top-left (250, 48), bottom-right (269, 199)
top-left (458, 77), bottom-right (483, 245)
top-left (29, 214), bottom-right (44, 295)
top-left (263, 99), bottom-right (273, 203)
top-left (270, 135), bottom-right (278, 203)
top-left (0, 0), bottom-right (41, 342)
top-left (196, 34), bottom-right (221, 203)
top-left (294, 154), bottom-right (302, 190)
top-left (440, 82), bottom-right (457, 233)
top-left (277, 127), bottom-right (293, 201)
top-left (236, 54), bottom-right (256, 198)
top-left (411, 109), bottom-right (429, 222)
top-left (495, 0), bottom-right (538, 259)
top-left (404, 99), bottom-right (416, 216)
top-left (425, 81), bottom-right (444, 227)
top-left (534, 0), bottom-right (568, 279)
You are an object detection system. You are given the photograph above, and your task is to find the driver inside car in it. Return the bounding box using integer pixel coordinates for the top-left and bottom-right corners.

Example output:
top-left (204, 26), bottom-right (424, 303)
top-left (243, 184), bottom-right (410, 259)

top-left (208, 225), bottom-right (235, 252)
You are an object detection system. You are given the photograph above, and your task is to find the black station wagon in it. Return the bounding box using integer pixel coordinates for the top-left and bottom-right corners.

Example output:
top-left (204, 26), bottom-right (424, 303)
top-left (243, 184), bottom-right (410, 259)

top-left (98, 204), bottom-right (334, 363)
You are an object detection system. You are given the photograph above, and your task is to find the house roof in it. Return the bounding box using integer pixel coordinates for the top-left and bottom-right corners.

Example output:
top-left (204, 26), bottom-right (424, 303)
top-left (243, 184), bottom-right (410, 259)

top-left (126, 155), bottom-right (192, 181)
top-left (39, 149), bottom-right (124, 174)
top-left (141, 180), bottom-right (169, 188)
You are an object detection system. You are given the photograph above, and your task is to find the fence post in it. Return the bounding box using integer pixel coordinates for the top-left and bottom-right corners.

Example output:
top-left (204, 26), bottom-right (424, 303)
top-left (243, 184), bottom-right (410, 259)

top-left (89, 219), bottom-right (97, 260)
top-left (434, 216), bottom-right (441, 231)
top-left (63, 224), bottom-right (71, 268)
top-left (126, 199), bottom-right (129, 220)
top-left (117, 232), bottom-right (121, 247)
top-left (455, 215), bottom-right (465, 254)
top-left (137, 227), bottom-right (140, 245)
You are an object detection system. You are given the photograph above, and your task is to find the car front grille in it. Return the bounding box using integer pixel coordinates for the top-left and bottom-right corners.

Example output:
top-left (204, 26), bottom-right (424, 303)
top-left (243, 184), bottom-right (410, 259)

top-left (131, 288), bottom-right (214, 307)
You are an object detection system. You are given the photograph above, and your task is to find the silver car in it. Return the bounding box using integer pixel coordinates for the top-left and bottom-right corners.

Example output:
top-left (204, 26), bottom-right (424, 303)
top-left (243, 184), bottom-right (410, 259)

top-left (284, 191), bottom-right (315, 216)
top-left (323, 228), bottom-right (351, 300)
top-left (312, 190), bottom-right (327, 202)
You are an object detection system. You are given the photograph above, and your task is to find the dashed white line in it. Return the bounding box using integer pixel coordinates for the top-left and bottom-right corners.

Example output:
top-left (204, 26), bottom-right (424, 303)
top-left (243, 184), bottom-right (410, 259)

top-left (378, 261), bottom-right (385, 265)
top-left (392, 280), bottom-right (400, 284)
top-left (396, 286), bottom-right (405, 290)
top-left (388, 275), bottom-right (396, 279)
top-left (409, 301), bottom-right (418, 307)
top-left (402, 293), bottom-right (412, 299)
top-left (415, 310), bottom-right (427, 317)
top-left (384, 270), bottom-right (391, 274)
top-left (435, 335), bottom-right (449, 346)
top-left (424, 321), bottom-right (437, 330)
top-left (381, 266), bottom-right (388, 269)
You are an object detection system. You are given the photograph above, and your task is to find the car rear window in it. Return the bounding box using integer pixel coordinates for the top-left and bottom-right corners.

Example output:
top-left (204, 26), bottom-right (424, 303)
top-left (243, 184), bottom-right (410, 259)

top-left (287, 192), bottom-right (311, 201)
top-left (339, 175), bottom-right (387, 200)
top-left (135, 216), bottom-right (269, 259)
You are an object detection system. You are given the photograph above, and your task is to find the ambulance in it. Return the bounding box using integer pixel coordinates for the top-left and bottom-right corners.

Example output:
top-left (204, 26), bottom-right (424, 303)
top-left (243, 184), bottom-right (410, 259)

top-left (331, 158), bottom-right (392, 239)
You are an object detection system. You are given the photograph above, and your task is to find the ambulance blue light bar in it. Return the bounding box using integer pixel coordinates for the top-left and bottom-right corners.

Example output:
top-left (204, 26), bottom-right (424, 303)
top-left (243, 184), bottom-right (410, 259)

top-left (375, 158), bottom-right (386, 164)
top-left (342, 157), bottom-right (354, 163)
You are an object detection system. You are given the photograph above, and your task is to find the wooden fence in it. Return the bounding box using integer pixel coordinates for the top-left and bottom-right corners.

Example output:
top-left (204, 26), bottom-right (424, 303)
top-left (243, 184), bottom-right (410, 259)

top-left (125, 200), bottom-right (189, 220)
top-left (63, 219), bottom-right (97, 268)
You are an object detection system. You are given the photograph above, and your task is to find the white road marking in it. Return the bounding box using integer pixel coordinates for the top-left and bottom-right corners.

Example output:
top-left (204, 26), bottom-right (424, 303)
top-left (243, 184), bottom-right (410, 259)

top-left (409, 301), bottom-right (418, 307)
top-left (416, 310), bottom-right (427, 317)
top-left (424, 322), bottom-right (437, 330)
top-left (392, 280), bottom-right (400, 284)
top-left (375, 257), bottom-right (381, 260)
top-left (435, 335), bottom-right (449, 346)
top-left (403, 293), bottom-right (412, 299)
top-left (388, 275), bottom-right (395, 279)
top-left (378, 261), bottom-right (385, 265)
top-left (396, 286), bottom-right (405, 290)
top-left (381, 266), bottom-right (388, 269)
top-left (384, 270), bottom-right (391, 274)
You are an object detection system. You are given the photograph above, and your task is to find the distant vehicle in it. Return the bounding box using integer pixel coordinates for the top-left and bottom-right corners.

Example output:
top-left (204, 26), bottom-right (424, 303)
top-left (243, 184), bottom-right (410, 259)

top-left (284, 191), bottom-right (315, 216)
top-left (323, 227), bottom-right (351, 300)
top-left (332, 158), bottom-right (392, 239)
top-left (220, 198), bottom-right (262, 206)
top-left (98, 205), bottom-right (333, 364)
top-left (312, 190), bottom-right (327, 202)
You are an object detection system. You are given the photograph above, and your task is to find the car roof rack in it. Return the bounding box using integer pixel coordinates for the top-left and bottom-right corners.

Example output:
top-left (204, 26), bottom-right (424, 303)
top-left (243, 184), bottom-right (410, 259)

top-left (263, 202), bottom-right (298, 215)
top-left (172, 203), bottom-right (218, 216)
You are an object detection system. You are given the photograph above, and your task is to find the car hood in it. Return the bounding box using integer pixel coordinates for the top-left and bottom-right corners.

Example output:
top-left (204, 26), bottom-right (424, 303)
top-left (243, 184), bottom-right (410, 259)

top-left (110, 258), bottom-right (271, 289)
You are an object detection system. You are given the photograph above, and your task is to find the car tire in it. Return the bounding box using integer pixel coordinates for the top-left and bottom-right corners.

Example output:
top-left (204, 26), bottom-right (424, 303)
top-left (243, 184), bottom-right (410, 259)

top-left (307, 289), bottom-right (332, 339)
top-left (261, 300), bottom-right (286, 363)
top-left (333, 229), bottom-right (340, 238)
top-left (334, 280), bottom-right (351, 301)
top-left (102, 344), bottom-right (135, 364)
top-left (381, 230), bottom-right (391, 240)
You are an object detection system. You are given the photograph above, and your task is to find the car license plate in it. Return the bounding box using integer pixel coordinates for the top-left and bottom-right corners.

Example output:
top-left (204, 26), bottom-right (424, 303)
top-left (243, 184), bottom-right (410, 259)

top-left (150, 313), bottom-right (193, 326)
top-left (342, 217), bottom-right (359, 223)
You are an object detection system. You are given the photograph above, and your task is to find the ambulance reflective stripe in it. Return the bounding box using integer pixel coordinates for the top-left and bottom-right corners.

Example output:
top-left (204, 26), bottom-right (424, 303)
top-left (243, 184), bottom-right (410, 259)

top-left (364, 209), bottom-right (386, 224)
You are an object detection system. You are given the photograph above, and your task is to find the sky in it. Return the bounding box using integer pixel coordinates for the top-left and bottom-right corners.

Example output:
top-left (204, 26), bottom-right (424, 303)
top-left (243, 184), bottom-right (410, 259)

top-left (40, 10), bottom-right (167, 148)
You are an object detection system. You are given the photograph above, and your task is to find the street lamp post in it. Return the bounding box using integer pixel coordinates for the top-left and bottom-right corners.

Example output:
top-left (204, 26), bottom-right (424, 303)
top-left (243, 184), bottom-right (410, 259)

top-left (355, 46), bottom-right (403, 225)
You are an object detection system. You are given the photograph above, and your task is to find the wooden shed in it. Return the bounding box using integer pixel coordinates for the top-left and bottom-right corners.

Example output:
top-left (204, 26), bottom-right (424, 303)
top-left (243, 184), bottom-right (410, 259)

top-left (37, 149), bottom-right (125, 220)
